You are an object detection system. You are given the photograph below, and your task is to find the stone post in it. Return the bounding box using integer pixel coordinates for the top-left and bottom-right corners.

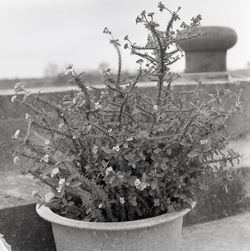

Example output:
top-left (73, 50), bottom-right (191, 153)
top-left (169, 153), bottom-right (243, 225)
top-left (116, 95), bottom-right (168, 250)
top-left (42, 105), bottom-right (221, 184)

top-left (178, 26), bottom-right (237, 73)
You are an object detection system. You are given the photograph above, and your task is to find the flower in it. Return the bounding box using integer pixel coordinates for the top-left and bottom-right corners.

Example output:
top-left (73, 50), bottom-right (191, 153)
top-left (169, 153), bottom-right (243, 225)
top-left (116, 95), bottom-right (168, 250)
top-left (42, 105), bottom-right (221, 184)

top-left (98, 203), bottom-right (103, 209)
top-left (92, 145), bottom-right (98, 154)
top-left (134, 178), bottom-right (141, 188)
top-left (94, 101), bottom-right (102, 110)
top-left (112, 145), bottom-right (120, 152)
top-left (25, 113), bottom-right (30, 120)
top-left (153, 105), bottom-right (158, 111)
top-left (56, 178), bottom-right (65, 193)
top-left (100, 90), bottom-right (107, 96)
top-left (58, 123), bottom-right (65, 130)
top-left (137, 182), bottom-right (148, 191)
top-left (119, 197), bottom-right (125, 204)
top-left (154, 198), bottom-right (160, 207)
top-left (108, 128), bottom-right (113, 136)
top-left (13, 156), bottom-right (21, 166)
top-left (59, 178), bottom-right (65, 186)
top-left (200, 139), bottom-right (208, 145)
top-left (11, 95), bottom-right (17, 103)
top-left (40, 154), bottom-right (49, 163)
top-left (56, 186), bottom-right (63, 193)
top-left (14, 82), bottom-right (24, 93)
top-left (51, 167), bottom-right (59, 177)
top-left (44, 139), bottom-right (50, 145)
top-left (134, 178), bottom-right (148, 191)
top-left (12, 129), bottom-right (20, 139)
top-left (105, 166), bottom-right (113, 176)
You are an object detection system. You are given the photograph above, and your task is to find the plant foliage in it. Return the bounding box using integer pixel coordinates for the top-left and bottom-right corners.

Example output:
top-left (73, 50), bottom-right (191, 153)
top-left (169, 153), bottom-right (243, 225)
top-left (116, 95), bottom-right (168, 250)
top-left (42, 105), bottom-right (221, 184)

top-left (12, 2), bottom-right (240, 222)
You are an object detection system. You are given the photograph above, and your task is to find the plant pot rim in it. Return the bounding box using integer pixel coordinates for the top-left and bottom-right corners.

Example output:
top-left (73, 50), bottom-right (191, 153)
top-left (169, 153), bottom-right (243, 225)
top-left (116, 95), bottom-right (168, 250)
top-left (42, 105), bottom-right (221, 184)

top-left (36, 201), bottom-right (196, 231)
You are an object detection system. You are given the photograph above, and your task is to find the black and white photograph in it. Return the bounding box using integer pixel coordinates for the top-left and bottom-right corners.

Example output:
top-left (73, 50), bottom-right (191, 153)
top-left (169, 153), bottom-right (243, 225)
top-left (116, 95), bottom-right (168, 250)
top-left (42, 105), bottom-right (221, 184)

top-left (0, 1), bottom-right (250, 250)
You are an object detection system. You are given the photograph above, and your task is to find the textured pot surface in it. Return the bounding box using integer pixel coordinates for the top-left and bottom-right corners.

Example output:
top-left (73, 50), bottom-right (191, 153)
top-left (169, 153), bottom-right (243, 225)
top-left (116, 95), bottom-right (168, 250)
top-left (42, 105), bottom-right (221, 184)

top-left (36, 203), bottom-right (194, 251)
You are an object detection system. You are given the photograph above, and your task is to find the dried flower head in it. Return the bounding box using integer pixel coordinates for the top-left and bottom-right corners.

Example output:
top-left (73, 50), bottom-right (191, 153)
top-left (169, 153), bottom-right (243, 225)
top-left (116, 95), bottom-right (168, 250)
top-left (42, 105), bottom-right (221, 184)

top-left (119, 197), bottom-right (125, 204)
top-left (14, 82), bottom-right (25, 93)
top-left (13, 156), bottom-right (21, 166)
top-left (12, 129), bottom-right (20, 139)
top-left (11, 95), bottom-right (17, 103)
top-left (40, 154), bottom-right (49, 163)
top-left (51, 167), bottom-right (59, 177)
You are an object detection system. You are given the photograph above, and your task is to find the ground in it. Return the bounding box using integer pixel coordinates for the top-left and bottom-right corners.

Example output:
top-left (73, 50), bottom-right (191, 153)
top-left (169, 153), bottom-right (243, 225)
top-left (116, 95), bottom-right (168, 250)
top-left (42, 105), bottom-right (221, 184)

top-left (181, 212), bottom-right (250, 251)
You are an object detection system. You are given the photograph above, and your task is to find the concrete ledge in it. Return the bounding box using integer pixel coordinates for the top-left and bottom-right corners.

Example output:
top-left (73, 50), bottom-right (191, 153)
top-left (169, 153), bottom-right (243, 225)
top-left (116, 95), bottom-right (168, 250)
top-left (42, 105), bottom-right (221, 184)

top-left (181, 212), bottom-right (250, 250)
top-left (0, 204), bottom-right (56, 251)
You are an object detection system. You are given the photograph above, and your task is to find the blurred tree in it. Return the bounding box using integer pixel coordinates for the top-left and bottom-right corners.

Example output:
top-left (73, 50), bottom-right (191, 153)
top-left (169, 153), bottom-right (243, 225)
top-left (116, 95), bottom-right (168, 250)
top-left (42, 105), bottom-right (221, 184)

top-left (44, 63), bottom-right (59, 77)
top-left (98, 62), bottom-right (110, 73)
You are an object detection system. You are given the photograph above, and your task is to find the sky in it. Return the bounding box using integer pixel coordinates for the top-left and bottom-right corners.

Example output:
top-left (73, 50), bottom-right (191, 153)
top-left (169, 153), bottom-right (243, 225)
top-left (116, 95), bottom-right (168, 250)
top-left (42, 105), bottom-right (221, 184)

top-left (0, 0), bottom-right (249, 79)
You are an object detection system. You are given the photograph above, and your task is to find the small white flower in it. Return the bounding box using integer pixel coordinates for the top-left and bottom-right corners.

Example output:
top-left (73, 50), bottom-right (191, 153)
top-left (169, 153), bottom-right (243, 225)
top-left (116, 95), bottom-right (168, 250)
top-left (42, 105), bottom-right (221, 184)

top-left (98, 203), bottom-right (103, 209)
top-left (40, 154), bottom-right (49, 163)
top-left (58, 123), bottom-right (65, 130)
top-left (51, 167), bottom-right (59, 177)
top-left (13, 129), bottom-right (20, 139)
top-left (57, 179), bottom-right (66, 192)
top-left (92, 145), bottom-right (98, 154)
top-left (72, 98), bottom-right (76, 104)
top-left (13, 156), bottom-right (21, 166)
top-left (56, 186), bottom-right (62, 193)
top-left (119, 197), bottom-right (125, 204)
top-left (112, 145), bottom-right (120, 152)
top-left (153, 105), bottom-right (158, 111)
top-left (105, 166), bottom-right (113, 176)
top-left (200, 139), bottom-right (209, 145)
top-left (59, 178), bottom-right (65, 186)
top-left (11, 95), bottom-right (17, 103)
top-left (44, 139), bottom-right (50, 146)
top-left (108, 128), bottom-right (113, 136)
top-left (134, 178), bottom-right (141, 188)
top-left (94, 101), bottom-right (102, 110)
top-left (137, 182), bottom-right (148, 191)
top-left (154, 198), bottom-right (160, 207)
top-left (100, 90), bottom-right (107, 96)
top-left (25, 113), bottom-right (30, 120)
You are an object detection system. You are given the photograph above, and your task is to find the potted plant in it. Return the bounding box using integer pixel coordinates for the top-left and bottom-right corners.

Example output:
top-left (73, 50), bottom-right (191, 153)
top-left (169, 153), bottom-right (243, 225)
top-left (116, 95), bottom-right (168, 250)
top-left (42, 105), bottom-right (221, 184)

top-left (11, 2), bottom-right (240, 251)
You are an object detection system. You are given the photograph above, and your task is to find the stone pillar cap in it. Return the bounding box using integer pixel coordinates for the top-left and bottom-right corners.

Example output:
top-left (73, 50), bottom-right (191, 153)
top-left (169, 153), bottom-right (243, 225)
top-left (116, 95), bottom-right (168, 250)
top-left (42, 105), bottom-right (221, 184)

top-left (178, 26), bottom-right (237, 52)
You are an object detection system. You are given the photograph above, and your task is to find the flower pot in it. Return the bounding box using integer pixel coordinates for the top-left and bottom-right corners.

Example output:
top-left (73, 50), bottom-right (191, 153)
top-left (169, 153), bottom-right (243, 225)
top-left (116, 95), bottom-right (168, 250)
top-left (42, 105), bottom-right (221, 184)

top-left (36, 202), bottom-right (195, 251)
